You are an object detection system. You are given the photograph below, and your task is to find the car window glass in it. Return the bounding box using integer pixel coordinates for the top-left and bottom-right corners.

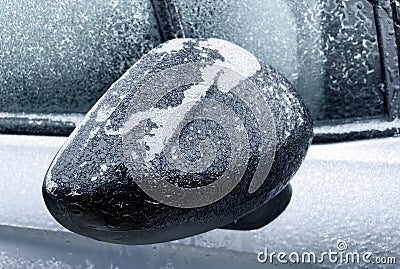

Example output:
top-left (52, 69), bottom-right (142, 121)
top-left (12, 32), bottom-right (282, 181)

top-left (176, 0), bottom-right (385, 121)
top-left (0, 0), bottom-right (161, 114)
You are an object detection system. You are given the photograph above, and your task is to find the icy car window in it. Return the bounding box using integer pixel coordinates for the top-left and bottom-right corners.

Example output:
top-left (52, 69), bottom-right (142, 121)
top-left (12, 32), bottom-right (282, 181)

top-left (176, 0), bottom-right (385, 120)
top-left (0, 0), bottom-right (161, 114)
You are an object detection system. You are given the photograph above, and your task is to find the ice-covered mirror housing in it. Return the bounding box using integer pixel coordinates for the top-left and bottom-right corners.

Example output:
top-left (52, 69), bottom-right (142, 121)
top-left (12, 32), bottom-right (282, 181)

top-left (43, 38), bottom-right (313, 245)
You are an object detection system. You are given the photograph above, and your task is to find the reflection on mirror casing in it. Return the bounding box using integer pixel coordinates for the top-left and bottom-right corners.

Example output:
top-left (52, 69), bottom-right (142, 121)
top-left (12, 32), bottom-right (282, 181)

top-left (42, 38), bottom-right (313, 245)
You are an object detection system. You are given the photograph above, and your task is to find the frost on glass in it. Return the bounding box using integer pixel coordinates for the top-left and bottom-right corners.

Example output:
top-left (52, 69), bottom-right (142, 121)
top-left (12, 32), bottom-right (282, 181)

top-left (0, 0), bottom-right (161, 114)
top-left (177, 0), bottom-right (385, 120)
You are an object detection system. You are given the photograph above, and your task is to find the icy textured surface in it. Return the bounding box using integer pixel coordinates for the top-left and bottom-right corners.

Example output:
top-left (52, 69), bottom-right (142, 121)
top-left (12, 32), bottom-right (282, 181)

top-left (314, 118), bottom-right (400, 134)
top-left (0, 0), bottom-right (386, 121)
top-left (1, 136), bottom-right (400, 256)
top-left (0, 113), bottom-right (85, 125)
top-left (176, 0), bottom-right (299, 84)
top-left (0, 135), bottom-right (67, 231)
top-left (0, 226), bottom-right (290, 269)
top-left (42, 38), bottom-right (312, 244)
top-left (178, 138), bottom-right (400, 269)
top-left (0, 0), bottom-right (161, 114)
top-left (176, 0), bottom-right (384, 120)
top-left (1, 134), bottom-right (399, 268)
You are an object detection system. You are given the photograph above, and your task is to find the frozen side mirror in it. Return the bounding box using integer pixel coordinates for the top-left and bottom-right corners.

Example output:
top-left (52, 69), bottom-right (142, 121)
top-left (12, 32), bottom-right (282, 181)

top-left (42, 38), bottom-right (313, 245)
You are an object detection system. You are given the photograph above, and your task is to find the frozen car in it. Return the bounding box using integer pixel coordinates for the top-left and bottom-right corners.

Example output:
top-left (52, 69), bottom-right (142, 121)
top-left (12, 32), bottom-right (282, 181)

top-left (0, 0), bottom-right (399, 268)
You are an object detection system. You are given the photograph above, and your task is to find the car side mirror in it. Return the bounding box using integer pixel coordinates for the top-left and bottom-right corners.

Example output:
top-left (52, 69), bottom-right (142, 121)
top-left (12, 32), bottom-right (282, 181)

top-left (42, 38), bottom-right (313, 245)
